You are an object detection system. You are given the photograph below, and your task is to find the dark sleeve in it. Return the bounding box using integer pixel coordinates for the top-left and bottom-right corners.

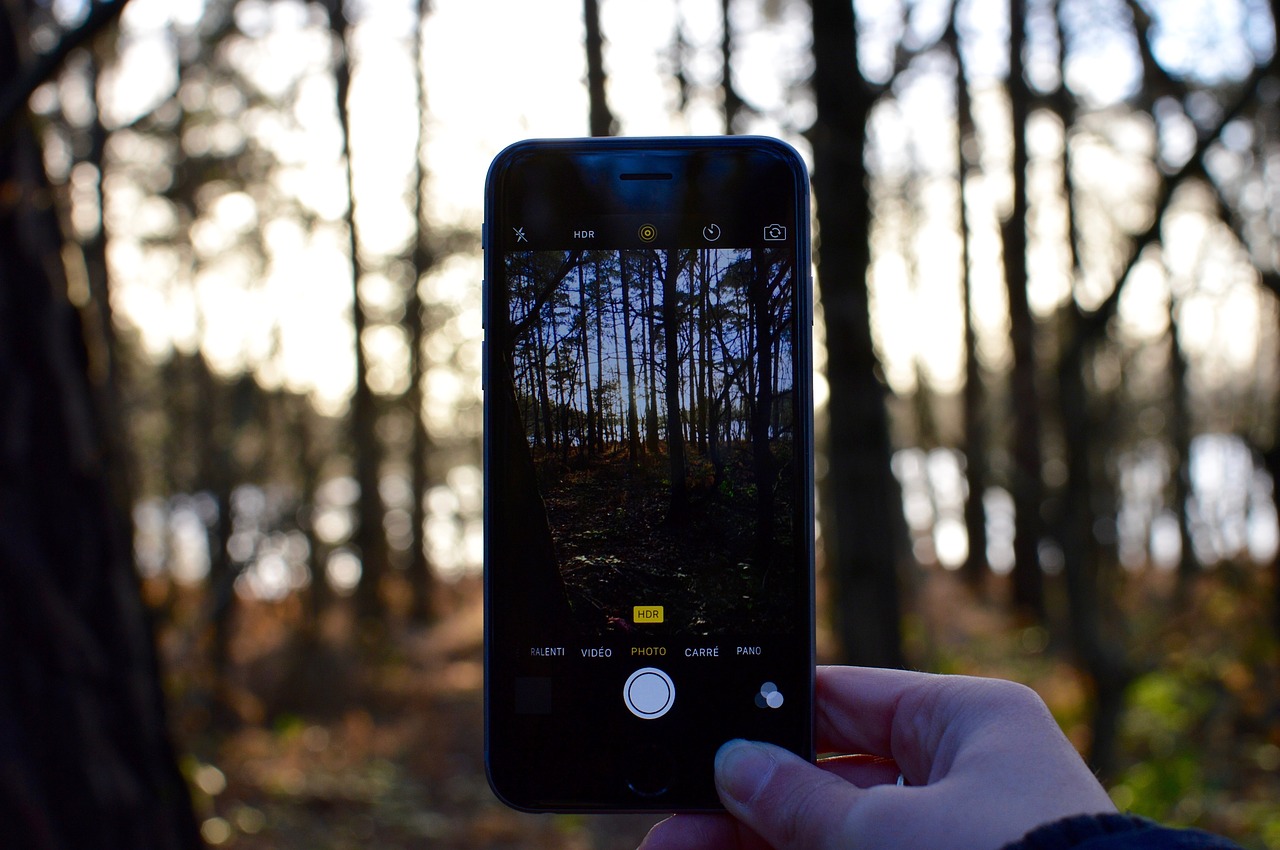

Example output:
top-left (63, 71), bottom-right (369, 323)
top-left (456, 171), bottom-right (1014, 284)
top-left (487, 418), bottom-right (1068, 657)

top-left (1001, 814), bottom-right (1245, 850)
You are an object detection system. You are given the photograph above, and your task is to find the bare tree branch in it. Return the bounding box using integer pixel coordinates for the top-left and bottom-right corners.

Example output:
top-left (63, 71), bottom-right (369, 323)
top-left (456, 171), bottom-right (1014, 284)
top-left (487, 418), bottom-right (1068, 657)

top-left (1069, 56), bottom-right (1276, 354)
top-left (0, 0), bottom-right (132, 141)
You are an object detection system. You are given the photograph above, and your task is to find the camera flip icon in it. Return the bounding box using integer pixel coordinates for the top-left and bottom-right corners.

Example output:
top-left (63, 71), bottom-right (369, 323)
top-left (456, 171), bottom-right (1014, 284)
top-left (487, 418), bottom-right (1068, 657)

top-left (763, 224), bottom-right (787, 241)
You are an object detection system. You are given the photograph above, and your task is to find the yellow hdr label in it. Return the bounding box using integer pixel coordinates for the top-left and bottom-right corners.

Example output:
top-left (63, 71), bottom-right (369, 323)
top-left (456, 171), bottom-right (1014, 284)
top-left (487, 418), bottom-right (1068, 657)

top-left (633, 606), bottom-right (664, 624)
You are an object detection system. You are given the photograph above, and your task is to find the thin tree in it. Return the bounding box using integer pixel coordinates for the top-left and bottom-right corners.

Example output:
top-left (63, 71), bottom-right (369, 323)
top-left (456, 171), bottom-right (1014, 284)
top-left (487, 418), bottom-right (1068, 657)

top-left (809, 0), bottom-right (904, 668)
top-left (1003, 0), bottom-right (1046, 618)
top-left (621, 252), bottom-right (642, 465)
top-left (593, 255), bottom-right (608, 453)
top-left (696, 249), bottom-right (711, 452)
top-left (947, 12), bottom-right (989, 587)
top-left (403, 0), bottom-right (438, 623)
top-left (583, 0), bottom-right (617, 137)
top-left (645, 253), bottom-right (662, 452)
top-left (1049, 0), bottom-right (1134, 777)
top-left (1166, 284), bottom-right (1197, 594)
top-left (720, 0), bottom-right (743, 133)
top-left (662, 249), bottom-right (689, 517)
top-left (750, 249), bottom-right (779, 564)
top-left (323, 0), bottom-right (389, 628)
top-left (578, 262), bottom-right (598, 456)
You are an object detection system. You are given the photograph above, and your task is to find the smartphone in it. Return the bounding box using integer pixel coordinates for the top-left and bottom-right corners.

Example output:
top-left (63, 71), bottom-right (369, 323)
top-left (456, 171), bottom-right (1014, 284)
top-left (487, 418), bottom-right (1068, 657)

top-left (482, 136), bottom-right (814, 812)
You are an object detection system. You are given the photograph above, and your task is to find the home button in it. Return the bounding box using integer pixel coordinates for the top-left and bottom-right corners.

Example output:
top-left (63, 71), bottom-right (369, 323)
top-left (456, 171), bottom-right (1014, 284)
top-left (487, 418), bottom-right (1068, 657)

top-left (623, 667), bottom-right (675, 719)
top-left (626, 744), bottom-right (674, 797)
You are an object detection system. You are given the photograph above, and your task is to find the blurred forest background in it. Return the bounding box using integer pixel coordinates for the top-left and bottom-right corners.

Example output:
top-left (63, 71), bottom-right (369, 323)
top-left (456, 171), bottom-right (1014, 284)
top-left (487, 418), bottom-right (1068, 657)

top-left (3, 0), bottom-right (1280, 847)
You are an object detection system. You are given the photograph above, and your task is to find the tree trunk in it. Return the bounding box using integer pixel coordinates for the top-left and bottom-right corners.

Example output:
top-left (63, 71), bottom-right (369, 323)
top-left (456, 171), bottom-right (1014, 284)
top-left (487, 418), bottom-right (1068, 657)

top-left (196, 354), bottom-right (238, 719)
top-left (1167, 295), bottom-right (1197, 595)
top-left (0, 8), bottom-right (201, 845)
top-left (950, 30), bottom-right (989, 587)
top-left (405, 0), bottom-right (437, 625)
top-left (324, 0), bottom-right (388, 628)
top-left (1049, 0), bottom-right (1133, 777)
top-left (645, 254), bottom-right (661, 453)
top-left (583, 0), bottom-right (616, 137)
top-left (720, 0), bottom-right (743, 133)
top-left (294, 396), bottom-right (331, 638)
top-left (1003, 0), bottom-right (1045, 618)
top-left (809, 0), bottom-right (904, 668)
top-left (621, 253), bottom-right (642, 465)
top-left (578, 263), bottom-right (597, 456)
top-left (494, 346), bottom-right (575, 633)
top-left (662, 250), bottom-right (688, 518)
top-left (594, 258), bottom-right (606, 453)
top-left (750, 249), bottom-right (777, 565)
top-left (537, 299), bottom-right (557, 452)
top-left (1058, 338), bottom-right (1133, 779)
top-left (697, 250), bottom-right (711, 453)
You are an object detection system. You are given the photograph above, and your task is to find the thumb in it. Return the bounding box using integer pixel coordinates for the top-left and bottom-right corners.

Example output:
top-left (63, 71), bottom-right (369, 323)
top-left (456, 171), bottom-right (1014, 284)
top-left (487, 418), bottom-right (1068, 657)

top-left (714, 740), bottom-right (861, 850)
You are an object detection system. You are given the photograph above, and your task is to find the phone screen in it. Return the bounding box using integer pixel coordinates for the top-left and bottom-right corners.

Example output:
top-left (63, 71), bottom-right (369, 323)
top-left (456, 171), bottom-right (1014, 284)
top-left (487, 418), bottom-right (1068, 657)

top-left (483, 137), bottom-right (814, 811)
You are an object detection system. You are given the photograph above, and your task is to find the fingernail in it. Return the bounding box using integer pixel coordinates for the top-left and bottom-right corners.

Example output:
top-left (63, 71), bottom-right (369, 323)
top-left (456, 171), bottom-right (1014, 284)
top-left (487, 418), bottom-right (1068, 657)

top-left (715, 739), bottom-right (777, 805)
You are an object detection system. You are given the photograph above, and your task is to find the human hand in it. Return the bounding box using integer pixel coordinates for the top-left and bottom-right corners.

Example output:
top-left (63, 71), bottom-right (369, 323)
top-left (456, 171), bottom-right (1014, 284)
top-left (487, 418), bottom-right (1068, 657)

top-left (638, 666), bottom-right (1116, 850)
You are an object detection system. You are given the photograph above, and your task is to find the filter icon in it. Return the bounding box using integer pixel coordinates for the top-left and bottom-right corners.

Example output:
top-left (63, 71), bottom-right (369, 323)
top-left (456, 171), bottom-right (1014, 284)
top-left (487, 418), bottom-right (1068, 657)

top-left (637, 223), bottom-right (657, 243)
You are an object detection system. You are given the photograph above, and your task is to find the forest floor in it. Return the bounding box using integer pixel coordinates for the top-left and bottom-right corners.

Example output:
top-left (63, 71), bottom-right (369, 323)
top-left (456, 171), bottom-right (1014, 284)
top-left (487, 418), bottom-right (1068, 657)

top-left (540, 446), bottom-right (794, 635)
top-left (162, 565), bottom-right (1280, 849)
top-left (169, 579), bottom-right (664, 850)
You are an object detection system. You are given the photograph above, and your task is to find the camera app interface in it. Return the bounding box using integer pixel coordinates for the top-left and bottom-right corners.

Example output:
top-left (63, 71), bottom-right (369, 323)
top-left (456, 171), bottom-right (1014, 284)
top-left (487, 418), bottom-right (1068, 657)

top-left (497, 243), bottom-right (802, 640)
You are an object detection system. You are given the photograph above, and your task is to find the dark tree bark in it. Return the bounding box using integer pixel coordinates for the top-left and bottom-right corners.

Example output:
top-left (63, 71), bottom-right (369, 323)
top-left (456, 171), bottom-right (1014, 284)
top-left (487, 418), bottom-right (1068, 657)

top-left (947, 21), bottom-right (989, 587)
top-left (0, 7), bottom-right (201, 846)
top-left (293, 395), bottom-right (331, 638)
top-left (195, 355), bottom-right (238, 714)
top-left (1004, 0), bottom-right (1046, 618)
top-left (621, 253), bottom-right (642, 466)
top-left (0, 0), bottom-right (129, 136)
top-left (1167, 295), bottom-right (1197, 594)
top-left (697, 250), bottom-right (711, 453)
top-left (593, 257), bottom-right (607, 453)
top-left (750, 249), bottom-right (778, 564)
top-left (578, 263), bottom-right (597, 456)
top-left (69, 51), bottom-right (134, 525)
top-left (1050, 0), bottom-right (1134, 778)
top-left (809, 0), bottom-right (904, 668)
top-left (493, 346), bottom-right (575, 632)
top-left (1057, 337), bottom-right (1134, 779)
top-left (323, 0), bottom-right (389, 628)
top-left (645, 254), bottom-right (661, 453)
top-left (583, 0), bottom-right (617, 137)
top-left (1269, 419), bottom-right (1280, 639)
top-left (536, 312), bottom-right (556, 452)
top-left (497, 270), bottom-right (577, 631)
top-left (662, 250), bottom-right (688, 518)
top-left (405, 0), bottom-right (437, 624)
top-left (720, 0), bottom-right (743, 133)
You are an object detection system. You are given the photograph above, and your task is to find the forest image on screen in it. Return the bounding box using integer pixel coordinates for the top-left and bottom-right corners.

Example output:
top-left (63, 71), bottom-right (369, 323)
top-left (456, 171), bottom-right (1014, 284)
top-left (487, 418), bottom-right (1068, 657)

top-left (503, 246), bottom-right (798, 637)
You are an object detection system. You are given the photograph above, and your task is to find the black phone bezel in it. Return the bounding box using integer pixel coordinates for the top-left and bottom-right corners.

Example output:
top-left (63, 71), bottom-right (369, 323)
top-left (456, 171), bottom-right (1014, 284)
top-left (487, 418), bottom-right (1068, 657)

top-left (482, 136), bottom-right (816, 812)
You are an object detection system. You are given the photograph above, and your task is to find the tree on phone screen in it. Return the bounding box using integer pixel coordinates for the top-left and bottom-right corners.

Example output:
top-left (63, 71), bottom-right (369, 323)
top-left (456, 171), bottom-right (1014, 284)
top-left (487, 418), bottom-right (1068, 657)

top-left (661, 249), bottom-right (690, 519)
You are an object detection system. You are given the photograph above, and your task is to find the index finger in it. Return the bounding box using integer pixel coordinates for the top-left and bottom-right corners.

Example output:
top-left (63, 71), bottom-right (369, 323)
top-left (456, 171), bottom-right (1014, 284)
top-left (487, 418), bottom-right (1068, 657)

top-left (816, 666), bottom-right (1055, 784)
top-left (815, 666), bottom-right (925, 754)
top-left (817, 666), bottom-right (1006, 771)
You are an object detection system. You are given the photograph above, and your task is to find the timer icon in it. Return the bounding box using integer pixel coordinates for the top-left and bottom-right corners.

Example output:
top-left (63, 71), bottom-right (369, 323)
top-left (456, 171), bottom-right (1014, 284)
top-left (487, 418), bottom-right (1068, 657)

top-left (702, 223), bottom-right (721, 242)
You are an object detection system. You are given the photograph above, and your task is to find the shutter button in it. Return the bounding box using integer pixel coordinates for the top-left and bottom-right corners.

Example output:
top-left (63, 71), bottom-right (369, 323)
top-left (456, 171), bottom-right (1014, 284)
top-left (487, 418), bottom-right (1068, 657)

top-left (623, 667), bottom-right (674, 719)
